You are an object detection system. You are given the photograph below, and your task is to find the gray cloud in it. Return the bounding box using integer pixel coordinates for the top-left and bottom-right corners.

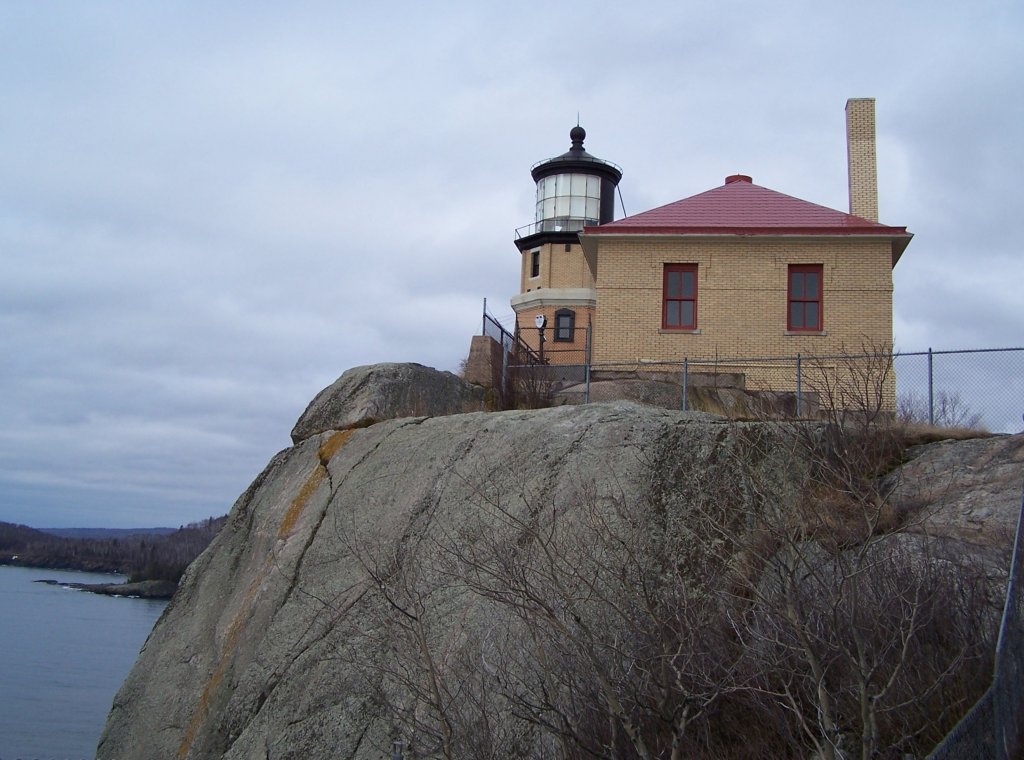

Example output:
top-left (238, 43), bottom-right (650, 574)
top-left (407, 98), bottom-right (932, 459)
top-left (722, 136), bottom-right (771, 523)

top-left (2, 0), bottom-right (1021, 526)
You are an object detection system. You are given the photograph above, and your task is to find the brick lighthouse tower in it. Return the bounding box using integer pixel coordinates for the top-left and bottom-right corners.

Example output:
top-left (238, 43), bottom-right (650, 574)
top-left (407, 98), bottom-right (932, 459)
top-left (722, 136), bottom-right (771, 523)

top-left (511, 126), bottom-right (622, 361)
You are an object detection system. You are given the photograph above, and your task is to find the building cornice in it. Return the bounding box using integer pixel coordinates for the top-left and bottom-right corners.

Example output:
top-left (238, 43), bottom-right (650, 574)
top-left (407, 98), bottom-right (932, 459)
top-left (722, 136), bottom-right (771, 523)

top-left (579, 231), bottom-right (913, 267)
top-left (511, 288), bottom-right (597, 312)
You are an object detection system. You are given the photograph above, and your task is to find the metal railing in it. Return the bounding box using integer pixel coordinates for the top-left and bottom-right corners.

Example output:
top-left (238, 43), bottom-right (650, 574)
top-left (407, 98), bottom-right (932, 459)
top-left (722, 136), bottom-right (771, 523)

top-left (514, 216), bottom-right (597, 239)
top-left (928, 483), bottom-right (1024, 759)
top-left (480, 300), bottom-right (544, 404)
top-left (530, 153), bottom-right (623, 173)
top-left (481, 299), bottom-right (540, 366)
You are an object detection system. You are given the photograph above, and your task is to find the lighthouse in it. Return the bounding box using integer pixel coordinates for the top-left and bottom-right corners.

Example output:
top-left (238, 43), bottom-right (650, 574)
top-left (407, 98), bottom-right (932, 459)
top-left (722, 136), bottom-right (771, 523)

top-left (511, 126), bottom-right (622, 360)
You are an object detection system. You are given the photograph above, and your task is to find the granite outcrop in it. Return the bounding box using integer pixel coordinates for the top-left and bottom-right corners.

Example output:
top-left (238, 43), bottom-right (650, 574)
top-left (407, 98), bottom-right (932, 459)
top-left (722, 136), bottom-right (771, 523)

top-left (97, 364), bottom-right (1023, 759)
top-left (290, 363), bottom-right (488, 443)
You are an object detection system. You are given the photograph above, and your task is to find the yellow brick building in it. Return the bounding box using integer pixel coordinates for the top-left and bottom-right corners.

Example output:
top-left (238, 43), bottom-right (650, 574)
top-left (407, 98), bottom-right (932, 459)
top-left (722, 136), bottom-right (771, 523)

top-left (510, 99), bottom-right (912, 402)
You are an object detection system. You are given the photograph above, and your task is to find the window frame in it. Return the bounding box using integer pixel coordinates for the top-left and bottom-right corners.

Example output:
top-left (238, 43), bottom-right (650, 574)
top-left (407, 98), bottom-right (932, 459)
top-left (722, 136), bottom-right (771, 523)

top-left (662, 264), bottom-right (698, 330)
top-left (553, 309), bottom-right (575, 342)
top-left (787, 264), bottom-right (823, 332)
top-left (530, 249), bottom-right (540, 279)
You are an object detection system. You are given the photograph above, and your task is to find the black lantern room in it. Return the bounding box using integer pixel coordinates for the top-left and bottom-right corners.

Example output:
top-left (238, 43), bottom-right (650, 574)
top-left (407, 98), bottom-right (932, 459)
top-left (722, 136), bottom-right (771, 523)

top-left (514, 126), bottom-right (623, 252)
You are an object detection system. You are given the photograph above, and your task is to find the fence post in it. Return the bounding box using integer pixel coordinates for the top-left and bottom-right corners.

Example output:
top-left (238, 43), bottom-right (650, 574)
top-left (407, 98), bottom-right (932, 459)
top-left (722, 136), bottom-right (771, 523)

top-left (501, 339), bottom-right (508, 405)
top-left (927, 347), bottom-right (935, 426)
top-left (392, 739), bottom-right (405, 759)
top-left (796, 354), bottom-right (802, 417)
top-left (681, 358), bottom-right (689, 411)
top-left (584, 323), bottom-right (592, 404)
top-left (481, 297), bottom-right (487, 336)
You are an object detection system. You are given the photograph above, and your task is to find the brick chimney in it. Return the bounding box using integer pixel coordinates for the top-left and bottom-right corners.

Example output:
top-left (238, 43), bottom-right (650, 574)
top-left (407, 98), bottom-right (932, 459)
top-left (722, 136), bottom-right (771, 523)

top-left (846, 98), bottom-right (878, 222)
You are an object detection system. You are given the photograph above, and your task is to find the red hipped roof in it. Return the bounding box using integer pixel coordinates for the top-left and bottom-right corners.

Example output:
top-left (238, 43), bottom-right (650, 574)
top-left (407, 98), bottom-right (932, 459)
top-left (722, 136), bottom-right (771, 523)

top-left (583, 175), bottom-right (911, 263)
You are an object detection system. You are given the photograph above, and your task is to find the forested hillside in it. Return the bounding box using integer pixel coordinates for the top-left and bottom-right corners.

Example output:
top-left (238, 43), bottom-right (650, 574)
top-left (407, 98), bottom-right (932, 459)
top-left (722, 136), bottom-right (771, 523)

top-left (0, 517), bottom-right (226, 582)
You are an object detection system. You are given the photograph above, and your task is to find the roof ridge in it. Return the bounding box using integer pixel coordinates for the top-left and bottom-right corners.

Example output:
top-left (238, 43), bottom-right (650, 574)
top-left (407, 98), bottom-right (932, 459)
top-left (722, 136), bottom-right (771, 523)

top-left (591, 177), bottom-right (903, 232)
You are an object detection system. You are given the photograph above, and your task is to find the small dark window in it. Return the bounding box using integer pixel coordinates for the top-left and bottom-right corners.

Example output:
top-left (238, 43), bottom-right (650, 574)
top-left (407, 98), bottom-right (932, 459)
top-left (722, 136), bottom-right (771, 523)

top-left (788, 265), bottom-right (823, 331)
top-left (554, 309), bottom-right (575, 341)
top-left (663, 264), bottom-right (697, 329)
top-left (564, 243), bottom-right (572, 252)
top-left (530, 250), bottom-right (540, 278)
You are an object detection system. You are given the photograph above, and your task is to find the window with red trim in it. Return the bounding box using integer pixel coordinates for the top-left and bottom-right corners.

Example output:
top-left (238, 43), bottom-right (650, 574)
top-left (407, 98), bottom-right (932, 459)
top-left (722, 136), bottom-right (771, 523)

top-left (788, 265), bottom-right (823, 331)
top-left (663, 264), bottom-right (697, 329)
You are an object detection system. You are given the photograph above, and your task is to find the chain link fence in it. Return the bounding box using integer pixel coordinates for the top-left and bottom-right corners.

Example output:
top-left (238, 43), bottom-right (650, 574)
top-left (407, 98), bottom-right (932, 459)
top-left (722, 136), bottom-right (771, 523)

top-left (503, 346), bottom-right (1023, 433)
top-left (893, 348), bottom-right (1024, 433)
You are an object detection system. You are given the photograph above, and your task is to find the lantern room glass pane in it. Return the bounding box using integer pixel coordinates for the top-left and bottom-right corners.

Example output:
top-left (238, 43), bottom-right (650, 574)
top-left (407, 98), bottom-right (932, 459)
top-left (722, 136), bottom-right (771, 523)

top-left (535, 172), bottom-right (608, 223)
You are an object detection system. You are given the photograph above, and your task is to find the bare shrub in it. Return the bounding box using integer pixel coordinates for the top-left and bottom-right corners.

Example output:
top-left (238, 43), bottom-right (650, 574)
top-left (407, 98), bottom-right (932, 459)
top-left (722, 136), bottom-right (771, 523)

top-left (440, 476), bottom-right (750, 760)
top-left (506, 364), bottom-right (558, 409)
top-left (330, 367), bottom-right (1000, 758)
top-left (727, 346), bottom-right (1000, 759)
top-left (897, 390), bottom-right (985, 431)
top-left (723, 520), bottom-right (998, 759)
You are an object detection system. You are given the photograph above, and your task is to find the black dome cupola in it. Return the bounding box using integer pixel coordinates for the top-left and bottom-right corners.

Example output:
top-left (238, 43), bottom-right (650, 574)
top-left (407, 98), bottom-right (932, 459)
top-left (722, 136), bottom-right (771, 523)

top-left (515, 125), bottom-right (623, 251)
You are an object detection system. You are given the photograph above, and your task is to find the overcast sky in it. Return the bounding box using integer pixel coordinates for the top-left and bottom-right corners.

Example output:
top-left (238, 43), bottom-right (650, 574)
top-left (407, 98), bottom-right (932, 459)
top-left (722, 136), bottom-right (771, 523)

top-left (2, 1), bottom-right (1021, 528)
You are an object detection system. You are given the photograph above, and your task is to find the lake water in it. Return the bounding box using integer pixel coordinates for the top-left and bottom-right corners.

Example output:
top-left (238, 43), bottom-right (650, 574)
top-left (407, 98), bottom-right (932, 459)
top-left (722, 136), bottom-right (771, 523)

top-left (0, 565), bottom-right (167, 760)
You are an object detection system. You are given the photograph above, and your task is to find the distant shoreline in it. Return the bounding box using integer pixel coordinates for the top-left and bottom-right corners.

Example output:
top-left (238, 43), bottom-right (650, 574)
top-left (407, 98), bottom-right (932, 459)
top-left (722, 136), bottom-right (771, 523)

top-left (0, 555), bottom-right (128, 575)
top-left (33, 577), bottom-right (177, 599)
top-left (1, 515), bottom-right (225, 590)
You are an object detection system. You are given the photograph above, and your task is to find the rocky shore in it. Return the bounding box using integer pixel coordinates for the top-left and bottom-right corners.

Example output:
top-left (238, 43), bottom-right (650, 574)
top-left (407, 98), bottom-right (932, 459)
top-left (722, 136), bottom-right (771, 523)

top-left (34, 578), bottom-right (178, 599)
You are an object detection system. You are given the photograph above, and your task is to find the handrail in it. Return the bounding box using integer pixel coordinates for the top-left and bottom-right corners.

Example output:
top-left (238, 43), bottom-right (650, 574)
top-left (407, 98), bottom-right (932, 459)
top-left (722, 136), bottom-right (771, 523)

top-left (514, 217), bottom-right (598, 240)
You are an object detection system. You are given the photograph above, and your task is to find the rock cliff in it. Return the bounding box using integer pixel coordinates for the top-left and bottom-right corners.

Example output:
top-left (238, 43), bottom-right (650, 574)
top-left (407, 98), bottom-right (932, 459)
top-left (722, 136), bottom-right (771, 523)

top-left (97, 365), bottom-right (1023, 760)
